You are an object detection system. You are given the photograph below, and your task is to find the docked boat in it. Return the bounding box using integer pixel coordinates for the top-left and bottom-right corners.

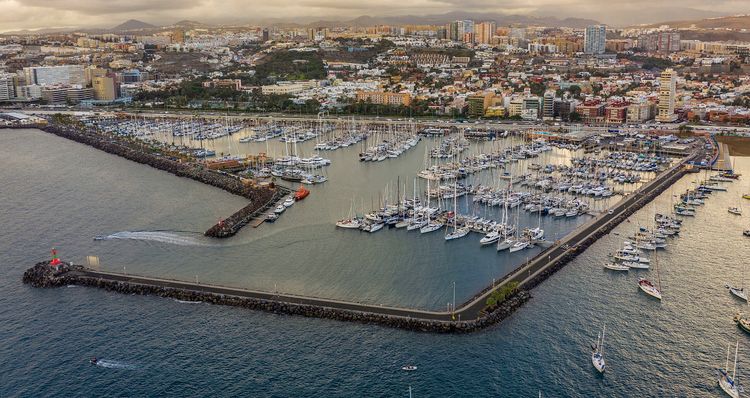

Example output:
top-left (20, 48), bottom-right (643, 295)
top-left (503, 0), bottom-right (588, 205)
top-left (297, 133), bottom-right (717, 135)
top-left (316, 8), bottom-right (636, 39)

top-left (420, 222), bottom-right (444, 234)
top-left (604, 262), bottom-right (629, 271)
top-left (336, 218), bottom-right (362, 229)
top-left (591, 325), bottom-right (606, 373)
top-left (479, 231), bottom-right (501, 245)
top-left (265, 213), bottom-right (279, 222)
top-left (362, 222), bottom-right (384, 233)
top-left (717, 342), bottom-right (740, 398)
top-left (509, 239), bottom-right (530, 253)
top-left (623, 261), bottom-right (649, 270)
top-left (407, 219), bottom-right (428, 231)
top-left (274, 204), bottom-right (286, 214)
top-left (294, 187), bottom-right (310, 201)
top-left (445, 226), bottom-right (470, 241)
top-left (283, 196), bottom-right (295, 207)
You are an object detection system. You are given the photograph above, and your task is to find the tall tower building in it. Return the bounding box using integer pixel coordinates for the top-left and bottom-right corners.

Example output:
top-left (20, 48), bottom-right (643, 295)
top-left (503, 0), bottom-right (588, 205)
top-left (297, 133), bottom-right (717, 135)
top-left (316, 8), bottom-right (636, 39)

top-left (475, 21), bottom-right (496, 44)
top-left (656, 69), bottom-right (678, 123)
top-left (584, 25), bottom-right (606, 54)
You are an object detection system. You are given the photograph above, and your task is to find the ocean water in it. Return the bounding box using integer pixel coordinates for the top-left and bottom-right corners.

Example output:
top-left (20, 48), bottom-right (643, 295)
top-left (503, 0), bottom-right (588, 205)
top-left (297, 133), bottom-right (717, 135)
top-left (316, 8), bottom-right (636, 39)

top-left (1, 128), bottom-right (749, 397)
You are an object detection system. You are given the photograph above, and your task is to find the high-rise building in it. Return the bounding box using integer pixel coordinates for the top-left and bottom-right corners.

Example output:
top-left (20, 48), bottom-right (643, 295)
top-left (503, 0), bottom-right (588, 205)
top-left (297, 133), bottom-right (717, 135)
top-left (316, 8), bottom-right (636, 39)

top-left (656, 69), bottom-right (678, 123)
top-left (24, 65), bottom-right (85, 86)
top-left (262, 28), bottom-right (270, 42)
top-left (584, 25), bottom-right (606, 54)
top-left (542, 91), bottom-right (555, 120)
top-left (92, 76), bottom-right (117, 101)
top-left (475, 21), bottom-right (496, 45)
top-left (0, 73), bottom-right (16, 101)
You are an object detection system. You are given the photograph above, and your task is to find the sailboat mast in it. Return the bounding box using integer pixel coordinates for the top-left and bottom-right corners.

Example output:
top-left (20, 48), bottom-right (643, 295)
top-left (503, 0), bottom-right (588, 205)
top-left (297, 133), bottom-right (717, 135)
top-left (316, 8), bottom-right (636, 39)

top-left (733, 341), bottom-right (739, 379)
top-left (726, 343), bottom-right (731, 371)
top-left (601, 325), bottom-right (605, 357)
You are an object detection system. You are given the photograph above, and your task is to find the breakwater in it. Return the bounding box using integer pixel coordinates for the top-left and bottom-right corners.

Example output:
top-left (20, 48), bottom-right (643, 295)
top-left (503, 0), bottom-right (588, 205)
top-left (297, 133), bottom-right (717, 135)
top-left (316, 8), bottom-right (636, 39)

top-left (20, 151), bottom-right (696, 333)
top-left (36, 123), bottom-right (282, 238)
top-left (23, 261), bottom-right (530, 334)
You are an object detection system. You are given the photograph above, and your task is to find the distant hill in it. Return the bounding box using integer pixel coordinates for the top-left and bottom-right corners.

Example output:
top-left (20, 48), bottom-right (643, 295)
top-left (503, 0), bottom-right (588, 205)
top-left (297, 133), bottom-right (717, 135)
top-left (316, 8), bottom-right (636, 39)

top-left (173, 20), bottom-right (207, 29)
top-left (637, 14), bottom-right (750, 29)
top-left (112, 19), bottom-right (156, 31)
top-left (298, 12), bottom-right (601, 29)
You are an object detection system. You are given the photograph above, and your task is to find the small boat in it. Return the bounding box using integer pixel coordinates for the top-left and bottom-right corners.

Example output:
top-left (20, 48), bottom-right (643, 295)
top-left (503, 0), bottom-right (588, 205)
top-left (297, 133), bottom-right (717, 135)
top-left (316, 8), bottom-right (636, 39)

top-left (591, 326), bottom-right (606, 373)
top-left (445, 226), bottom-right (470, 241)
top-left (623, 261), bottom-right (649, 270)
top-left (394, 219), bottom-right (410, 229)
top-left (604, 262), bottom-right (629, 271)
top-left (401, 365), bottom-right (417, 371)
top-left (745, 230), bottom-right (750, 237)
top-left (496, 238), bottom-right (514, 251)
top-left (734, 314), bottom-right (750, 334)
top-left (638, 277), bottom-right (662, 300)
top-left (729, 207), bottom-right (742, 215)
top-left (363, 222), bottom-right (384, 233)
top-left (480, 231), bottom-right (501, 245)
top-left (90, 357), bottom-right (98, 365)
top-left (274, 204), bottom-right (286, 214)
top-left (336, 218), bottom-right (361, 229)
top-left (420, 222), bottom-right (444, 234)
top-left (509, 239), bottom-right (529, 253)
top-left (294, 187), bottom-right (310, 201)
top-left (283, 197), bottom-right (295, 207)
top-left (265, 213), bottom-right (279, 222)
top-left (743, 194), bottom-right (750, 200)
top-left (93, 235), bottom-right (106, 241)
top-left (717, 342), bottom-right (741, 398)
top-left (729, 286), bottom-right (748, 302)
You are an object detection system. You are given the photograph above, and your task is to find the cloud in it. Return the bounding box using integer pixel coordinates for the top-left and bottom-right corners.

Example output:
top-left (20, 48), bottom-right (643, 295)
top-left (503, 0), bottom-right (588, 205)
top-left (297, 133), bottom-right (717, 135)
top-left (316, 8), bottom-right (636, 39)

top-left (0, 0), bottom-right (748, 31)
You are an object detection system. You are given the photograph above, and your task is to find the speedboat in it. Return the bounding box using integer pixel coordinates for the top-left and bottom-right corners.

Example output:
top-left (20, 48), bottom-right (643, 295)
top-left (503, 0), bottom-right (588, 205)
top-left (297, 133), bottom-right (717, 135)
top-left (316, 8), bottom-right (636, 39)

top-left (401, 365), bottom-right (417, 371)
top-left (265, 213), bottom-right (279, 222)
top-left (745, 230), bottom-right (750, 237)
top-left (274, 204), bottom-right (286, 214)
top-left (283, 197), bottom-right (295, 207)
top-left (90, 357), bottom-right (98, 365)
top-left (93, 235), bottom-right (106, 241)
top-left (728, 207), bottom-right (742, 215)
top-left (527, 227), bottom-right (544, 241)
top-left (638, 277), bottom-right (662, 300)
top-left (362, 222), bottom-right (384, 233)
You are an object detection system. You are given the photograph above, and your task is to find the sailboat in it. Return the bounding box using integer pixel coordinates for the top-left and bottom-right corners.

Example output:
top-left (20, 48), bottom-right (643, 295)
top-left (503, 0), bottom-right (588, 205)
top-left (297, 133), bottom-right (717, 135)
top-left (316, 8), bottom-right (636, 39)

top-left (638, 247), bottom-right (662, 300)
top-left (591, 325), bottom-right (606, 373)
top-left (727, 259), bottom-right (748, 302)
top-left (717, 341), bottom-right (741, 398)
top-left (445, 173), bottom-right (469, 241)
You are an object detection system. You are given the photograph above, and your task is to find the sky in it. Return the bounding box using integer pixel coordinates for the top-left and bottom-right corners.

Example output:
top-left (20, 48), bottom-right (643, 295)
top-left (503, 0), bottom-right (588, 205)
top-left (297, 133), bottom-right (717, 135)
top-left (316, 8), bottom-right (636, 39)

top-left (0, 0), bottom-right (748, 32)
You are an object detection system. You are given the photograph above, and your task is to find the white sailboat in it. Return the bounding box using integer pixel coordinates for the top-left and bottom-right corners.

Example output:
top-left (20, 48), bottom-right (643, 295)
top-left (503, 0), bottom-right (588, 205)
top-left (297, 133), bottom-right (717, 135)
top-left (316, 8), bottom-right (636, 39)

top-left (445, 174), bottom-right (469, 241)
top-left (728, 259), bottom-right (749, 302)
top-left (591, 325), bottom-right (606, 373)
top-left (717, 341), bottom-right (741, 398)
top-left (638, 247), bottom-right (662, 300)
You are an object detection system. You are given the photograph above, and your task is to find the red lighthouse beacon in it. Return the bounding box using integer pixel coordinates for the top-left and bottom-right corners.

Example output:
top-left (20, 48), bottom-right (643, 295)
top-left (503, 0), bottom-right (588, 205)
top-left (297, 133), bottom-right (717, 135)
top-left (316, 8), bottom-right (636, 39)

top-left (50, 248), bottom-right (62, 268)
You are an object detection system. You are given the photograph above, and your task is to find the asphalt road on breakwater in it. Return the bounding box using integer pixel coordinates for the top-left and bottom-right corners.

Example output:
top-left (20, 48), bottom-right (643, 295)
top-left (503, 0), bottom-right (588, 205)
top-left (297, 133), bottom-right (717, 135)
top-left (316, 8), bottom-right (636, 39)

top-left (30, 152), bottom-right (695, 331)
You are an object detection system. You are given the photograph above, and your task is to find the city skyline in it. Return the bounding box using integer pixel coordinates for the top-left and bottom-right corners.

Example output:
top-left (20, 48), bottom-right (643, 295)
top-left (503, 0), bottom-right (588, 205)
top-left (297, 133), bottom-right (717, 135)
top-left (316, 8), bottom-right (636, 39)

top-left (1, 1), bottom-right (750, 32)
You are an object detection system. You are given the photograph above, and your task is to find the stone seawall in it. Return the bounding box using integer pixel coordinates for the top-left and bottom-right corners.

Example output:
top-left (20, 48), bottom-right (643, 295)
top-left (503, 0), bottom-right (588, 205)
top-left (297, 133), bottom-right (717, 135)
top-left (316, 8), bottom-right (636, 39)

top-left (23, 262), bottom-right (530, 334)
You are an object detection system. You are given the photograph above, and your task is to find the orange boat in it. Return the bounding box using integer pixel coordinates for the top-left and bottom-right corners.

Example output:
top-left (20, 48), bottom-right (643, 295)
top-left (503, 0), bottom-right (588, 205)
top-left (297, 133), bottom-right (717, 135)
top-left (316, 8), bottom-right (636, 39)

top-left (294, 186), bottom-right (310, 201)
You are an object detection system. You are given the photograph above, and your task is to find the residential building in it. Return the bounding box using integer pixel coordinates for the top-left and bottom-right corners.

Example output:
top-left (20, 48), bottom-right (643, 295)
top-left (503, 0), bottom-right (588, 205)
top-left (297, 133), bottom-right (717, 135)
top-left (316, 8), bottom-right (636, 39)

top-left (24, 65), bottom-right (85, 86)
top-left (93, 76), bottom-right (118, 101)
top-left (584, 25), bottom-right (606, 55)
top-left (656, 68), bottom-right (678, 122)
top-left (356, 91), bottom-right (412, 106)
top-left (0, 74), bottom-right (16, 101)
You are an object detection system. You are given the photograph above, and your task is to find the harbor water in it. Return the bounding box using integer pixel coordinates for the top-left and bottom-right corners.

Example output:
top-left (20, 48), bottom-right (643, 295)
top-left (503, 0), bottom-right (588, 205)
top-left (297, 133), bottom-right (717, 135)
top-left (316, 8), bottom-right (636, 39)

top-left (1, 128), bottom-right (749, 396)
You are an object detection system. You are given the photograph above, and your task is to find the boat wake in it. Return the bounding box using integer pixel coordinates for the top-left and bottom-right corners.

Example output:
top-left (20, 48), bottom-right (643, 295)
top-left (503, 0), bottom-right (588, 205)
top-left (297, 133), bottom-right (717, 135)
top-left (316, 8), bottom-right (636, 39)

top-left (93, 359), bottom-right (136, 370)
top-left (174, 299), bottom-right (203, 304)
top-left (95, 231), bottom-right (214, 247)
